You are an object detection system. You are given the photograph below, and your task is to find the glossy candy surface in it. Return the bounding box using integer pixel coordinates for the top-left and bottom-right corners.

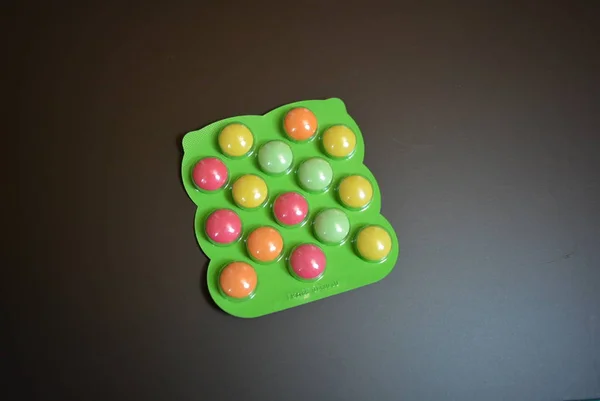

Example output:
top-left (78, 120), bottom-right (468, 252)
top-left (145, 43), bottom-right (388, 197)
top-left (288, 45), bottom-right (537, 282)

top-left (322, 125), bottom-right (356, 158)
top-left (313, 208), bottom-right (350, 244)
top-left (356, 225), bottom-right (392, 262)
top-left (297, 158), bottom-right (333, 193)
top-left (219, 123), bottom-right (254, 157)
top-left (232, 175), bottom-right (268, 209)
top-left (192, 157), bottom-right (228, 191)
top-left (338, 175), bottom-right (373, 210)
top-left (273, 192), bottom-right (309, 226)
top-left (246, 226), bottom-right (283, 263)
top-left (258, 141), bottom-right (293, 175)
top-left (219, 262), bottom-right (257, 299)
top-left (283, 107), bottom-right (318, 141)
top-left (289, 244), bottom-right (327, 280)
top-left (205, 209), bottom-right (242, 245)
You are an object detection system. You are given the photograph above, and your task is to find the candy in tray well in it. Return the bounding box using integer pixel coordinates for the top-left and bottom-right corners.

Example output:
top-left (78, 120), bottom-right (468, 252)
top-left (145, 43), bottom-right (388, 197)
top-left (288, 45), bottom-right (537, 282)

top-left (181, 98), bottom-right (399, 318)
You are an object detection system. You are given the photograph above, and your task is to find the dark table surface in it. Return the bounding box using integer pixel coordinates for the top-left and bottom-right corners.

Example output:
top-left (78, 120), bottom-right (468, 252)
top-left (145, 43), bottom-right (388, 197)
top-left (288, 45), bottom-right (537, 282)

top-left (7, 2), bottom-right (600, 401)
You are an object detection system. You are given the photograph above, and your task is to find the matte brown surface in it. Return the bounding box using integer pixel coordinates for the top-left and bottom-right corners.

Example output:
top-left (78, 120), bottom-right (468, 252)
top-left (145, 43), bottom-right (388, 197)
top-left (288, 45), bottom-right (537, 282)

top-left (7, 2), bottom-right (600, 401)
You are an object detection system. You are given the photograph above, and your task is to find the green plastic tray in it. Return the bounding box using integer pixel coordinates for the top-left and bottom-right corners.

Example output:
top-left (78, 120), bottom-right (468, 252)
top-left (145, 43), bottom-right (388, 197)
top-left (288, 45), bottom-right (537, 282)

top-left (181, 98), bottom-right (399, 318)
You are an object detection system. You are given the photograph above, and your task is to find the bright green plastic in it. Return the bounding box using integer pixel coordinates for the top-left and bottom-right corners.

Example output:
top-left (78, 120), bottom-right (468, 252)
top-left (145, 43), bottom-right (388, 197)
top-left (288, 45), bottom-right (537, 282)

top-left (181, 98), bottom-right (399, 318)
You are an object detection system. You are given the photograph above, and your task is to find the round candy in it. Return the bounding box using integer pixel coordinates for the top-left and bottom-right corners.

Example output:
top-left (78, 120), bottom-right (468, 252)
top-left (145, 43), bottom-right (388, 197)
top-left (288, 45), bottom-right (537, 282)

top-left (289, 244), bottom-right (326, 280)
top-left (192, 157), bottom-right (228, 191)
top-left (258, 141), bottom-right (293, 175)
top-left (283, 107), bottom-right (318, 141)
top-left (313, 208), bottom-right (350, 244)
top-left (232, 175), bottom-right (268, 209)
top-left (246, 226), bottom-right (284, 263)
top-left (356, 225), bottom-right (392, 262)
top-left (205, 209), bottom-right (242, 245)
top-left (338, 175), bottom-right (373, 209)
top-left (297, 158), bottom-right (333, 193)
top-left (218, 123), bottom-right (254, 157)
top-left (219, 262), bottom-right (257, 299)
top-left (322, 125), bottom-right (356, 158)
top-left (273, 192), bottom-right (309, 226)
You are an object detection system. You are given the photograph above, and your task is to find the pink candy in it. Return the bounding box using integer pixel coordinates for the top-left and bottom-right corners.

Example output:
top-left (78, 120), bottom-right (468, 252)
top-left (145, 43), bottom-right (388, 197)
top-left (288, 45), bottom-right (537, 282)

top-left (205, 209), bottom-right (241, 244)
top-left (273, 192), bottom-right (308, 226)
top-left (192, 157), bottom-right (228, 191)
top-left (289, 244), bottom-right (326, 280)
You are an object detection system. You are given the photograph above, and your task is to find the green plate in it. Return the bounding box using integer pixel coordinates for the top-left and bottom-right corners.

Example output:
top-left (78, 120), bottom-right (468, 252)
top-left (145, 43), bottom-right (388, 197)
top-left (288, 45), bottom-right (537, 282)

top-left (181, 98), bottom-right (399, 318)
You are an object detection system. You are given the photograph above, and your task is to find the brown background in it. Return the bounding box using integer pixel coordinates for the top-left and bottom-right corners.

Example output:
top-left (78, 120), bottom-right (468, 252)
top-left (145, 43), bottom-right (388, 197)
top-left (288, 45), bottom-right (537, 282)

top-left (7, 2), bottom-right (600, 401)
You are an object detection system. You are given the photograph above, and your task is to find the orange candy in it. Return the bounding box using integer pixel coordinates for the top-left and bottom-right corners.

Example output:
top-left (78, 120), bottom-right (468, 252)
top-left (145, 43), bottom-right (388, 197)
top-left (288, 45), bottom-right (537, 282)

top-left (283, 107), bottom-right (318, 141)
top-left (246, 226), bottom-right (284, 262)
top-left (219, 262), bottom-right (257, 299)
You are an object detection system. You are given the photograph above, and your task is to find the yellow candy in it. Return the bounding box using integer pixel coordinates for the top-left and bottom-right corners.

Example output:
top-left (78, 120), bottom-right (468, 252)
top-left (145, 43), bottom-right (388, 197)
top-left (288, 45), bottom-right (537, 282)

top-left (338, 175), bottom-right (373, 209)
top-left (232, 175), bottom-right (268, 209)
top-left (218, 123), bottom-right (254, 157)
top-left (356, 226), bottom-right (392, 262)
top-left (322, 125), bottom-right (356, 158)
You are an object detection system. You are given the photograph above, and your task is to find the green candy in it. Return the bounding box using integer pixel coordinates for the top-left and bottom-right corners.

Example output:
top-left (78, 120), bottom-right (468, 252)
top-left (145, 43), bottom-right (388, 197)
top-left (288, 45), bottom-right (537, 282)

top-left (258, 140), bottom-right (293, 175)
top-left (297, 157), bottom-right (333, 192)
top-left (313, 208), bottom-right (350, 244)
